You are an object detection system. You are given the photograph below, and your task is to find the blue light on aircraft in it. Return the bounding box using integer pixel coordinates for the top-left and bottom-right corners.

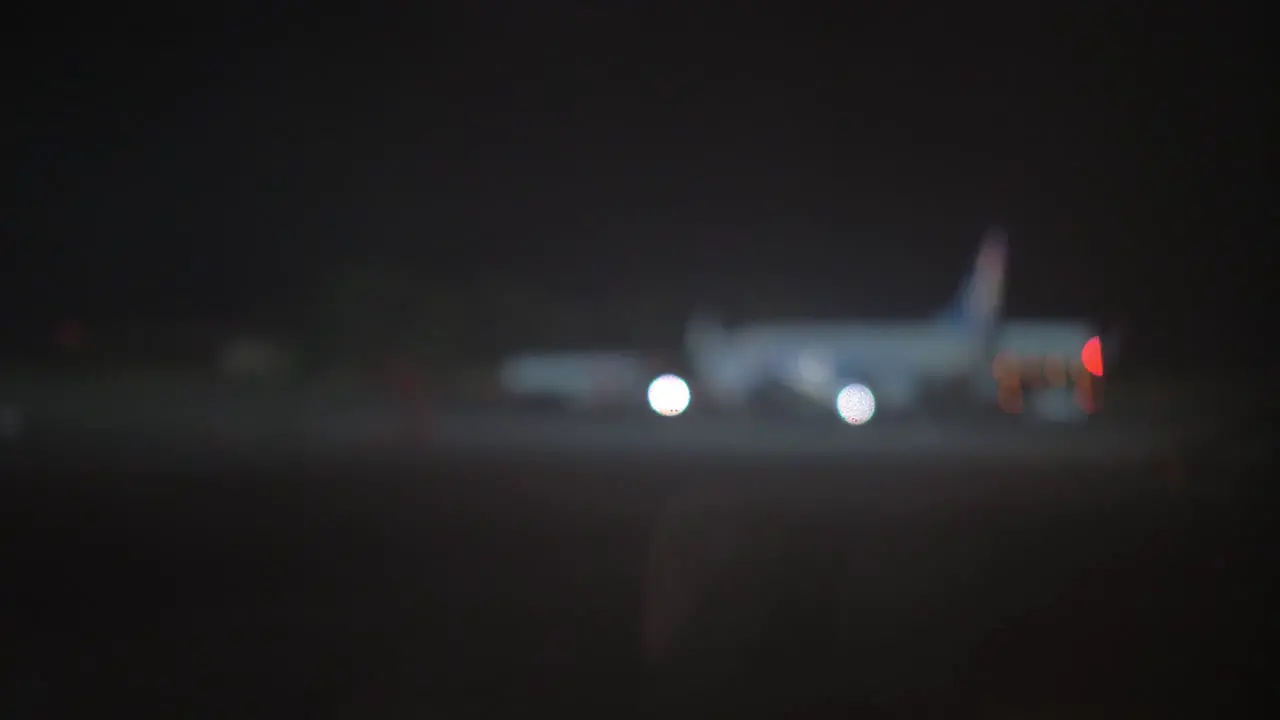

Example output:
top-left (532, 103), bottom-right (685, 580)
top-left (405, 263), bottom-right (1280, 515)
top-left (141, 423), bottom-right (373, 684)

top-left (836, 383), bottom-right (876, 425)
top-left (648, 374), bottom-right (691, 417)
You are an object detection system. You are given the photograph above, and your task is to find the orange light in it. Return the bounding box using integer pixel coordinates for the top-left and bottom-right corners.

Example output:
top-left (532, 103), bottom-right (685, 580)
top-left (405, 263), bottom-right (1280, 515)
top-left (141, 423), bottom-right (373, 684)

top-left (1081, 336), bottom-right (1104, 377)
top-left (997, 381), bottom-right (1023, 414)
top-left (1074, 373), bottom-right (1096, 413)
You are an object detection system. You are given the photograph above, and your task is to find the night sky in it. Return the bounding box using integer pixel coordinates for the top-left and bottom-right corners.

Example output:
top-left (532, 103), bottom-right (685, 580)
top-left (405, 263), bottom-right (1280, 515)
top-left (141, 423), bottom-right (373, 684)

top-left (7, 3), bottom-right (1274, 369)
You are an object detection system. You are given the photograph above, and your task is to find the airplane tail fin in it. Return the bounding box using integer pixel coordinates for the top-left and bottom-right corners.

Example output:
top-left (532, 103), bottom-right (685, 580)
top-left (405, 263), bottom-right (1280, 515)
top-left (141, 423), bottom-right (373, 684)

top-left (940, 226), bottom-right (1008, 333)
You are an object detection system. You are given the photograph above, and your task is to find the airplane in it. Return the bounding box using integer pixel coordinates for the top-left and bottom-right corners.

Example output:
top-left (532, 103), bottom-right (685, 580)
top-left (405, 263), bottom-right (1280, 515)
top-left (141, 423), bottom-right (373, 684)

top-left (493, 227), bottom-right (1112, 422)
top-left (683, 227), bottom-right (1036, 418)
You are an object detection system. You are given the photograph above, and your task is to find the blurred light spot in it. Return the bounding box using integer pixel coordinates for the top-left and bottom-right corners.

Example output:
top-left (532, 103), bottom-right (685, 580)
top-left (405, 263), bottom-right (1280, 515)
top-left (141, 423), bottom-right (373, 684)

top-left (1082, 336), bottom-right (1104, 377)
top-left (836, 383), bottom-right (876, 425)
top-left (648, 374), bottom-right (691, 416)
top-left (1074, 373), bottom-right (1096, 413)
top-left (997, 381), bottom-right (1023, 414)
top-left (992, 351), bottom-right (1017, 379)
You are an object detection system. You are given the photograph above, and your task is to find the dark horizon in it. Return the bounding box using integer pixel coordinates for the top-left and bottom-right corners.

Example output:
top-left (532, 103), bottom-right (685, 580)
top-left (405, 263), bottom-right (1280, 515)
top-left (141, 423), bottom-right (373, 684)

top-left (6, 4), bottom-right (1273, 370)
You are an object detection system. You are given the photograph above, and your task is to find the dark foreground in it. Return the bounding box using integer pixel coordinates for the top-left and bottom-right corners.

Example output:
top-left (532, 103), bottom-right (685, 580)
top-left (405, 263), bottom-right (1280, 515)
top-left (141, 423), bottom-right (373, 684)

top-left (2, 440), bottom-right (1270, 717)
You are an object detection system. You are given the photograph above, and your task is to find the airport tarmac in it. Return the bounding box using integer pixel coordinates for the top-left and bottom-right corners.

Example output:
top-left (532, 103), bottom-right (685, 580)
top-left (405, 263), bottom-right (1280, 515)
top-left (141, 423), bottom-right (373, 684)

top-left (3, 403), bottom-right (1267, 717)
top-left (1, 371), bottom-right (1259, 471)
top-left (2, 377), bottom-right (1268, 716)
top-left (3, 403), bottom-right (1211, 475)
top-left (425, 408), bottom-right (1197, 464)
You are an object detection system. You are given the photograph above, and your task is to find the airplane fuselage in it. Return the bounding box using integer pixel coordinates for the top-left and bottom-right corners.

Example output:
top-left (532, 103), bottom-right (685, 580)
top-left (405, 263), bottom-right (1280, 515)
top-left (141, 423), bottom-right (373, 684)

top-left (689, 320), bottom-right (986, 412)
top-left (692, 318), bottom-right (1102, 419)
top-left (734, 322), bottom-right (979, 376)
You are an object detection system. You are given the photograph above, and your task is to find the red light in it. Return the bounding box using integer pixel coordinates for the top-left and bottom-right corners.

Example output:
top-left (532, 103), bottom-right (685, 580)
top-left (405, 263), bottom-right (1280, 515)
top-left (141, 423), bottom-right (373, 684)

top-left (1081, 336), bottom-right (1104, 377)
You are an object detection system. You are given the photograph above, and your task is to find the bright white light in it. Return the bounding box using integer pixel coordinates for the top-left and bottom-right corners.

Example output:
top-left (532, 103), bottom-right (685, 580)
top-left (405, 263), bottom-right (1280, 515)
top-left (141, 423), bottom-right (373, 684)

top-left (648, 374), bottom-right (691, 416)
top-left (836, 383), bottom-right (876, 425)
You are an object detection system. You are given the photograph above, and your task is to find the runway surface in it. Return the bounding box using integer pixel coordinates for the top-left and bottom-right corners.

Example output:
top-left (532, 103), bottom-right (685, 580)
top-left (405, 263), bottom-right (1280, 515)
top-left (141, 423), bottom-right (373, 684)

top-left (2, 376), bottom-right (1270, 715)
top-left (2, 370), bottom-right (1269, 476)
top-left (426, 409), bottom-right (1199, 464)
top-left (4, 427), bottom-right (1269, 716)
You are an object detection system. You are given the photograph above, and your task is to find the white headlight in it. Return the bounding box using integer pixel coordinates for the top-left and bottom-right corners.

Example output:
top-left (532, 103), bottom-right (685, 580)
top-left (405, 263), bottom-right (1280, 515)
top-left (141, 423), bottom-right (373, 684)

top-left (648, 374), bottom-right (691, 417)
top-left (835, 383), bottom-right (876, 425)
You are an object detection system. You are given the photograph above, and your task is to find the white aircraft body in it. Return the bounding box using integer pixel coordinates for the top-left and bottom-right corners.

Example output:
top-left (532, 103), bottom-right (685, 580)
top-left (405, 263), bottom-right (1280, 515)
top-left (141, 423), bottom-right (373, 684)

top-left (685, 228), bottom-right (1111, 421)
top-left (495, 228), bottom-right (1108, 422)
top-left (683, 227), bottom-right (1092, 418)
top-left (688, 320), bottom-right (989, 411)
